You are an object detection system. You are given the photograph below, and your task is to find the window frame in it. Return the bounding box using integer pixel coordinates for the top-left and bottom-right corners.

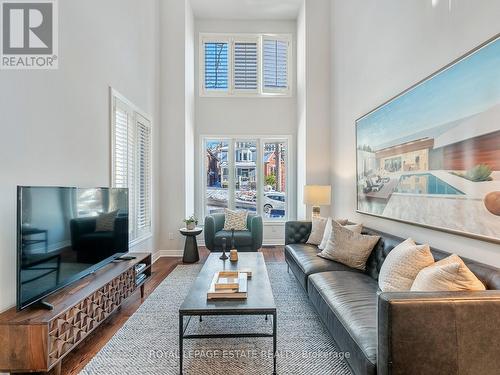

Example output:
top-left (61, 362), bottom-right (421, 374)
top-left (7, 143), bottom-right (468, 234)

top-left (232, 36), bottom-right (260, 95)
top-left (200, 36), bottom-right (231, 96)
top-left (200, 135), bottom-right (292, 223)
top-left (199, 33), bottom-right (292, 98)
top-left (110, 88), bottom-right (153, 247)
top-left (261, 34), bottom-right (292, 96)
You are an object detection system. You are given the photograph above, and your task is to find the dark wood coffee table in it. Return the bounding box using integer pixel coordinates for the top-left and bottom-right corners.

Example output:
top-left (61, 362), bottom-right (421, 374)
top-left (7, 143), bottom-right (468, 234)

top-left (179, 252), bottom-right (277, 374)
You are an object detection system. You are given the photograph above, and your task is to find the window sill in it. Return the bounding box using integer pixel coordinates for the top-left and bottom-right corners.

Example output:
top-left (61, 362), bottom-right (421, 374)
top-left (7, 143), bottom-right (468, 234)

top-left (129, 233), bottom-right (153, 248)
top-left (263, 221), bottom-right (286, 226)
top-left (199, 92), bottom-right (292, 98)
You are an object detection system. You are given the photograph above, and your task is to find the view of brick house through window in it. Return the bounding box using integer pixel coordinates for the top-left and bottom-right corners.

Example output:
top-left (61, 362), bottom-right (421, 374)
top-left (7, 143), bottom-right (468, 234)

top-left (204, 138), bottom-right (288, 220)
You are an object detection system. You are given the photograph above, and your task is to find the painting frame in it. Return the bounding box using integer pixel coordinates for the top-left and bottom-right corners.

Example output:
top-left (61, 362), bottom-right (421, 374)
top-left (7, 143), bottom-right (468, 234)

top-left (355, 32), bottom-right (500, 245)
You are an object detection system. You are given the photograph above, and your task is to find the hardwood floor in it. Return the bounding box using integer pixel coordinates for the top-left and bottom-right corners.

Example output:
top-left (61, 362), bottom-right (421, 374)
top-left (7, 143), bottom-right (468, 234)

top-left (58, 246), bottom-right (285, 375)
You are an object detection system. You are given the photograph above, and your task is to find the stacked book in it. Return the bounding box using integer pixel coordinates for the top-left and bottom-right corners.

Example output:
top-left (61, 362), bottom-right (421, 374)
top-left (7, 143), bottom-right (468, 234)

top-left (135, 263), bottom-right (147, 286)
top-left (135, 263), bottom-right (146, 274)
top-left (207, 271), bottom-right (251, 300)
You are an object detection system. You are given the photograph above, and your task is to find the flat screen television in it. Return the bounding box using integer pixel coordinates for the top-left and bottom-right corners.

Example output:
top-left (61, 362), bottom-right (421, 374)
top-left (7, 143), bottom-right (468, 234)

top-left (17, 186), bottom-right (129, 310)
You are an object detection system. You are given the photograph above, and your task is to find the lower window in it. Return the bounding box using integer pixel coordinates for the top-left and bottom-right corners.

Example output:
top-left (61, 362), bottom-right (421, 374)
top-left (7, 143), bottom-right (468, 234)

top-left (204, 137), bottom-right (288, 220)
top-left (111, 90), bottom-right (152, 244)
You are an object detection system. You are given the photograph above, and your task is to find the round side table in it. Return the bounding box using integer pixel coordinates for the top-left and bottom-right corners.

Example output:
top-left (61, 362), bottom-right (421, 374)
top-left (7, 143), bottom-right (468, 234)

top-left (179, 227), bottom-right (203, 263)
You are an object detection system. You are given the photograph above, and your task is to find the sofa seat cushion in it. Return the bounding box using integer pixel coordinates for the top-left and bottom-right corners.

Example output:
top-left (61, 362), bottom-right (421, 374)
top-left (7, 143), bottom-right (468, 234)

top-left (286, 243), bottom-right (360, 276)
top-left (214, 230), bottom-right (252, 246)
top-left (308, 271), bottom-right (378, 373)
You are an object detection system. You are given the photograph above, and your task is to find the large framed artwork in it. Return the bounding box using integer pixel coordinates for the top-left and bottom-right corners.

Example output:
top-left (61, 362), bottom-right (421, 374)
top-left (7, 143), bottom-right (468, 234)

top-left (356, 33), bottom-right (500, 244)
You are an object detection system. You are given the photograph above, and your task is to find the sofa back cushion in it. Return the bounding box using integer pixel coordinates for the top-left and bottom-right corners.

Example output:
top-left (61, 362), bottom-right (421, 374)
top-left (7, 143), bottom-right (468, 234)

top-left (363, 227), bottom-right (500, 290)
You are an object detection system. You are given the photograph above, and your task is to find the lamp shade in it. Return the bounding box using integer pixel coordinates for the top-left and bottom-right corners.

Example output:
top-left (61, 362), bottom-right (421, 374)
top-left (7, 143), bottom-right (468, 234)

top-left (303, 185), bottom-right (331, 205)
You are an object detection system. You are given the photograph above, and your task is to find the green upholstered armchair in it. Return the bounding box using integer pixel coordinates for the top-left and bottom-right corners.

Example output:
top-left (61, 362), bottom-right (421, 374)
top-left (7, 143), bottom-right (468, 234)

top-left (204, 213), bottom-right (263, 252)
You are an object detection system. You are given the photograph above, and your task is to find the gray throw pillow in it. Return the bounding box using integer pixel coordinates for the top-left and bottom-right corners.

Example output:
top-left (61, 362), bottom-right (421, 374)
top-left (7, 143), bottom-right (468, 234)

top-left (318, 220), bottom-right (380, 270)
top-left (95, 210), bottom-right (119, 232)
top-left (307, 216), bottom-right (328, 245)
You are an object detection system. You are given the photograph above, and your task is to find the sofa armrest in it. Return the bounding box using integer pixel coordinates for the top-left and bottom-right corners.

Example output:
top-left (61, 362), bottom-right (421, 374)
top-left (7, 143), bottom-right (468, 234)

top-left (378, 291), bottom-right (500, 375)
top-left (204, 215), bottom-right (216, 251)
top-left (285, 221), bottom-right (311, 245)
top-left (250, 215), bottom-right (263, 250)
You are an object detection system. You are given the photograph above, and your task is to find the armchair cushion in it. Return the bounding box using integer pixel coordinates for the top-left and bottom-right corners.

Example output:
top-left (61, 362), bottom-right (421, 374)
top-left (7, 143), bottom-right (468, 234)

top-left (214, 230), bottom-right (253, 247)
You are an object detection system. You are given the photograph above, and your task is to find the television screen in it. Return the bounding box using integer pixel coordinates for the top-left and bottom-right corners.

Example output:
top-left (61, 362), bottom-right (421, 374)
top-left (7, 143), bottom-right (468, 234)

top-left (17, 186), bottom-right (128, 310)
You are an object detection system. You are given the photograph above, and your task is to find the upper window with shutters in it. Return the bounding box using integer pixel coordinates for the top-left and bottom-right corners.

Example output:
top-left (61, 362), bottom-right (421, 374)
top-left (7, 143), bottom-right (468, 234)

top-left (200, 34), bottom-right (291, 97)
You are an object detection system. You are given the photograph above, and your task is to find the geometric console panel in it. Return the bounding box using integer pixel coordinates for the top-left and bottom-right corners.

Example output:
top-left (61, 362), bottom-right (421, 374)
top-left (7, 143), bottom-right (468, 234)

top-left (0, 253), bottom-right (151, 375)
top-left (48, 268), bottom-right (136, 367)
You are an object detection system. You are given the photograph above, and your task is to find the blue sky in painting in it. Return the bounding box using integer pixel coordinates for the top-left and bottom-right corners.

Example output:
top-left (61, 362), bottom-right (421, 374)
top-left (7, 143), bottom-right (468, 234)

top-left (357, 37), bottom-right (500, 150)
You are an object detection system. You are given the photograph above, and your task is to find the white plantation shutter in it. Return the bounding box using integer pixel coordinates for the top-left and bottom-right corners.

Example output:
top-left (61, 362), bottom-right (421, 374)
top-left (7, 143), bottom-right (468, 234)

top-left (233, 41), bottom-right (258, 91)
top-left (204, 42), bottom-right (229, 90)
top-left (263, 38), bottom-right (289, 93)
top-left (136, 114), bottom-right (152, 235)
top-left (201, 34), bottom-right (291, 97)
top-left (112, 99), bottom-right (130, 189)
top-left (111, 91), bottom-right (152, 243)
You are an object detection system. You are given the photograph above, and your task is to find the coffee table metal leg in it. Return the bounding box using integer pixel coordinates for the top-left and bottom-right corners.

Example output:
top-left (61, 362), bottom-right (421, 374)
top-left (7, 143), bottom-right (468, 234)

top-left (273, 311), bottom-right (277, 374)
top-left (179, 314), bottom-right (183, 374)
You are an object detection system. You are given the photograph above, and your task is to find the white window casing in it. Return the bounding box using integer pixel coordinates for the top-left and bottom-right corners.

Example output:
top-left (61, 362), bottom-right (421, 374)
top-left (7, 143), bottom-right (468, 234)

top-left (200, 33), bottom-right (292, 97)
top-left (111, 89), bottom-right (152, 245)
top-left (201, 136), bottom-right (291, 222)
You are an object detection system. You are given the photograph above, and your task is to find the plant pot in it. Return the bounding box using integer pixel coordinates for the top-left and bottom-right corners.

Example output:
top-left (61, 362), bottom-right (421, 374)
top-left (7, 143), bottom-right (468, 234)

top-left (186, 222), bottom-right (196, 230)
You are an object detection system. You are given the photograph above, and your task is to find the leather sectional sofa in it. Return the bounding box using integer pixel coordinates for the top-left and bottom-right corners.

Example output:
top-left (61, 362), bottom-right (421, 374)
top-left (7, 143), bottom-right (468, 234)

top-left (284, 221), bottom-right (500, 375)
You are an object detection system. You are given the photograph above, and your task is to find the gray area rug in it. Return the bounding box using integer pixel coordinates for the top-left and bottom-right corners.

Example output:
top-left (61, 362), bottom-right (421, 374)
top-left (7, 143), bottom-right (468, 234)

top-left (80, 262), bottom-right (352, 374)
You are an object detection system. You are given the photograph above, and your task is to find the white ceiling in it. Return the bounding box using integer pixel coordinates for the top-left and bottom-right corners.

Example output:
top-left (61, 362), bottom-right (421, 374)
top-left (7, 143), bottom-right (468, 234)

top-left (190, 0), bottom-right (303, 20)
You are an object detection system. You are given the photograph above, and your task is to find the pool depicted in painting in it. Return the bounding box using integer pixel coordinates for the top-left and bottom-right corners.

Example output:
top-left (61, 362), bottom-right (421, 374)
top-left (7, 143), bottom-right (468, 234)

top-left (356, 34), bottom-right (500, 242)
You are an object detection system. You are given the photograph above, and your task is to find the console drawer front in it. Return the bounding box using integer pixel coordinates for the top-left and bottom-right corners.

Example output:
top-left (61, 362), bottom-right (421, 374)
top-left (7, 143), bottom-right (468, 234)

top-left (48, 268), bottom-right (136, 367)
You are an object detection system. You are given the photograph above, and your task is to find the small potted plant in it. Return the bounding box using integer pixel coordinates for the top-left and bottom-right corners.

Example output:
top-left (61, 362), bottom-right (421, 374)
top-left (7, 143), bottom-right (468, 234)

top-left (183, 215), bottom-right (198, 230)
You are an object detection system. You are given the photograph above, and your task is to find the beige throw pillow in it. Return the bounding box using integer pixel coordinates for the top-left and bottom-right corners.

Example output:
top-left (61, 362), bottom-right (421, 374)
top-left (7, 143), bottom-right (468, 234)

top-left (223, 209), bottom-right (248, 231)
top-left (95, 210), bottom-right (118, 232)
top-left (307, 216), bottom-right (328, 245)
top-left (318, 218), bottom-right (351, 250)
top-left (344, 223), bottom-right (363, 234)
top-left (411, 254), bottom-right (486, 292)
top-left (378, 238), bottom-right (434, 292)
top-left (318, 220), bottom-right (380, 270)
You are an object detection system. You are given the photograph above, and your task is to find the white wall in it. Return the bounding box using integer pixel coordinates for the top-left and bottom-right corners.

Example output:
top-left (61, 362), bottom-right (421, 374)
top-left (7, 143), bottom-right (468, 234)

top-left (185, 0), bottom-right (196, 217)
top-left (0, 0), bottom-right (160, 312)
top-left (296, 0), bottom-right (306, 219)
top-left (296, 0), bottom-right (332, 219)
top-left (159, 0), bottom-right (195, 253)
top-left (330, 0), bottom-right (500, 266)
top-left (194, 19), bottom-right (298, 245)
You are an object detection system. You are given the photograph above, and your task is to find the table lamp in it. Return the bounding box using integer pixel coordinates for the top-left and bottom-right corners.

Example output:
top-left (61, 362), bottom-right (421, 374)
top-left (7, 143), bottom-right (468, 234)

top-left (304, 185), bottom-right (331, 219)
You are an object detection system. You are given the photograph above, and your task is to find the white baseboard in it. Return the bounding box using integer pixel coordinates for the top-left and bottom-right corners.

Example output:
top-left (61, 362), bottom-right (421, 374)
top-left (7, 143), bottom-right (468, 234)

top-left (156, 249), bottom-right (183, 258)
top-left (263, 240), bottom-right (285, 246)
top-left (196, 240), bottom-right (284, 247)
top-left (152, 251), bottom-right (162, 263)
